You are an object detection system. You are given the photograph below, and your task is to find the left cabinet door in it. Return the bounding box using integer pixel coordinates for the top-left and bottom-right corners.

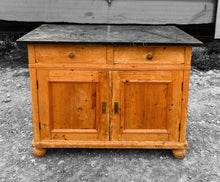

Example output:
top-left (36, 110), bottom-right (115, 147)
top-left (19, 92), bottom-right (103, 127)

top-left (37, 70), bottom-right (109, 141)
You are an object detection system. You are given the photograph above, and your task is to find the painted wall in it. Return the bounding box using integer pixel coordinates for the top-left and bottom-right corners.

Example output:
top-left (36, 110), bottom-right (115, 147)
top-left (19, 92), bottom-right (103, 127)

top-left (0, 0), bottom-right (216, 24)
top-left (215, 0), bottom-right (220, 38)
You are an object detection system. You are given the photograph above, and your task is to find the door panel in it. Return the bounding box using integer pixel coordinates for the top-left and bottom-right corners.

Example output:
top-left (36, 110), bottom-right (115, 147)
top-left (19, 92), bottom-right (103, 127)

top-left (37, 70), bottom-right (109, 141)
top-left (111, 71), bottom-right (183, 141)
top-left (123, 82), bottom-right (168, 130)
top-left (50, 82), bottom-right (97, 129)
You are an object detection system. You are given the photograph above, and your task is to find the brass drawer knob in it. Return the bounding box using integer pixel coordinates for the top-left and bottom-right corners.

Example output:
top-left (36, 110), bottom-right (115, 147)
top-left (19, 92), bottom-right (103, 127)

top-left (146, 54), bottom-right (153, 60)
top-left (69, 53), bottom-right (75, 58)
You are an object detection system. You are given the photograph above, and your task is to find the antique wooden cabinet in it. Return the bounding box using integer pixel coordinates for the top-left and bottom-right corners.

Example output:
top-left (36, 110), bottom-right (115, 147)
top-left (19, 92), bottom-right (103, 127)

top-left (17, 25), bottom-right (202, 158)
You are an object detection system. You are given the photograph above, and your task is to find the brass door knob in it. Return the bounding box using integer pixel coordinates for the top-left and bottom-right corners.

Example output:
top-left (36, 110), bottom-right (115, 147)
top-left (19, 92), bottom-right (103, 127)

top-left (146, 54), bottom-right (153, 60)
top-left (69, 53), bottom-right (75, 58)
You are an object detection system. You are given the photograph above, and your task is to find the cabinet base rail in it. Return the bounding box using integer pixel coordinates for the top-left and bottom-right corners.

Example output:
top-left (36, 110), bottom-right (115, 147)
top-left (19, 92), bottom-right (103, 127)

top-left (32, 140), bottom-right (188, 149)
top-left (32, 140), bottom-right (188, 158)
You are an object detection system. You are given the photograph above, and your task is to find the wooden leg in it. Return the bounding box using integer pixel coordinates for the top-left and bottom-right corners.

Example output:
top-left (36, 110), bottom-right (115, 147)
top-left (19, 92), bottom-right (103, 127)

top-left (33, 147), bottom-right (47, 157)
top-left (172, 149), bottom-right (186, 159)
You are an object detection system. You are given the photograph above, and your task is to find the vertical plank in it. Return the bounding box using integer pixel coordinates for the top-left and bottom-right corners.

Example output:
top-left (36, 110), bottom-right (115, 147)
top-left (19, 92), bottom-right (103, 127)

top-left (37, 70), bottom-right (51, 140)
top-left (168, 71), bottom-right (183, 141)
top-left (29, 68), bottom-right (40, 142)
top-left (184, 47), bottom-right (192, 66)
top-left (179, 70), bottom-right (190, 142)
top-left (27, 44), bottom-right (35, 64)
top-left (106, 46), bottom-right (114, 64)
top-left (98, 71), bottom-right (110, 140)
top-left (179, 47), bottom-right (191, 142)
top-left (120, 81), bottom-right (125, 132)
top-left (111, 72), bottom-right (121, 141)
top-left (95, 83), bottom-right (100, 132)
top-left (109, 71), bottom-right (113, 140)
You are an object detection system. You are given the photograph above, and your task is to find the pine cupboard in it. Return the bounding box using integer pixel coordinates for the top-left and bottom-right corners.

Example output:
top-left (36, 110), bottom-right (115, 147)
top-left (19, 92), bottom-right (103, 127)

top-left (17, 25), bottom-right (202, 158)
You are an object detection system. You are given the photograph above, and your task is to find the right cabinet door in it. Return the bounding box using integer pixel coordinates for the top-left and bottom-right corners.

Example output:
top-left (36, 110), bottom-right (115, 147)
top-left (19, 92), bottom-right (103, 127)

top-left (111, 71), bottom-right (183, 142)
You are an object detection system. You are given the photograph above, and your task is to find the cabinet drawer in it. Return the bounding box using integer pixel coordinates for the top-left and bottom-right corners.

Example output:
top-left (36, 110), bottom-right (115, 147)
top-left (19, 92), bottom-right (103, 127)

top-left (114, 46), bottom-right (185, 64)
top-left (35, 45), bottom-right (106, 63)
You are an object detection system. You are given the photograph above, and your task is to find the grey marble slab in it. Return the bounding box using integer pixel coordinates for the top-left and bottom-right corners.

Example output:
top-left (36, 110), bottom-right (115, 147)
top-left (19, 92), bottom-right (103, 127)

top-left (17, 24), bottom-right (203, 46)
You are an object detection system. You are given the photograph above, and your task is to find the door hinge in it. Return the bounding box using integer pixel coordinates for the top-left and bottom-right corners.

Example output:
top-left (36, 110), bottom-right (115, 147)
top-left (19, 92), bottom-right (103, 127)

top-left (181, 82), bottom-right (183, 92)
top-left (114, 102), bottom-right (119, 114)
top-left (102, 102), bottom-right (107, 114)
top-left (36, 80), bottom-right (38, 90)
top-left (39, 122), bottom-right (41, 130)
top-left (179, 123), bottom-right (181, 132)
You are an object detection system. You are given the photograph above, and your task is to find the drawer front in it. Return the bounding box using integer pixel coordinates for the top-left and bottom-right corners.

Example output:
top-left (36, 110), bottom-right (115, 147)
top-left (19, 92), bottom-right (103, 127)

top-left (114, 46), bottom-right (185, 64)
top-left (35, 45), bottom-right (106, 63)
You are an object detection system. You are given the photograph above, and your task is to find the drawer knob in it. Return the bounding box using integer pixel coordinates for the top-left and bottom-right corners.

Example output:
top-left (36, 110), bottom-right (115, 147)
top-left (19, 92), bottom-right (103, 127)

top-left (146, 54), bottom-right (153, 60)
top-left (69, 53), bottom-right (75, 58)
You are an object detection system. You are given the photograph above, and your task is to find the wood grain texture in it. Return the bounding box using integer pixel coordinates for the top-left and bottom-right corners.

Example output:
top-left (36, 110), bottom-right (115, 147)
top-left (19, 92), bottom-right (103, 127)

top-left (52, 133), bottom-right (101, 141)
top-left (37, 70), bottom-right (109, 141)
top-left (168, 71), bottom-right (183, 141)
top-left (29, 63), bottom-right (191, 71)
top-left (1, 0), bottom-right (216, 25)
top-left (27, 45), bottom-right (35, 64)
top-left (50, 82), bottom-right (97, 129)
top-left (114, 46), bottom-right (185, 64)
top-left (184, 47), bottom-right (192, 66)
top-left (111, 71), bottom-right (183, 142)
top-left (26, 37), bottom-right (193, 157)
top-left (172, 149), bottom-right (186, 158)
top-left (122, 129), bottom-right (169, 134)
top-left (179, 48), bottom-right (191, 142)
top-left (179, 70), bottom-right (190, 142)
top-left (35, 45), bottom-right (106, 63)
top-left (123, 82), bottom-right (168, 129)
top-left (29, 69), bottom-right (40, 142)
top-left (121, 133), bottom-right (169, 142)
top-left (37, 70), bottom-right (51, 140)
top-left (33, 147), bottom-right (47, 158)
top-left (106, 46), bottom-right (114, 64)
top-left (32, 140), bottom-right (188, 149)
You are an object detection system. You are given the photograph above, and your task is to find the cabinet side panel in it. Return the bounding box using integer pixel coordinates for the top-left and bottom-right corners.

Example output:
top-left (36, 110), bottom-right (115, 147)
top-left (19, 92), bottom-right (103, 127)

top-left (179, 47), bottom-right (191, 142)
top-left (37, 70), bottom-right (51, 140)
top-left (168, 71), bottom-right (183, 141)
top-left (28, 45), bottom-right (36, 64)
top-left (29, 68), bottom-right (40, 142)
top-left (179, 70), bottom-right (190, 142)
top-left (184, 47), bottom-right (192, 66)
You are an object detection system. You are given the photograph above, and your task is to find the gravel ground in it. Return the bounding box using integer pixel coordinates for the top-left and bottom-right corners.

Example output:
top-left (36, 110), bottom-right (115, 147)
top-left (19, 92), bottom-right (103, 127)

top-left (0, 47), bottom-right (220, 181)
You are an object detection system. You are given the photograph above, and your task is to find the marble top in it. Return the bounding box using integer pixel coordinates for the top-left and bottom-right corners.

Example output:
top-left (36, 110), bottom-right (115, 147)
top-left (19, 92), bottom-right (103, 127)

top-left (17, 24), bottom-right (203, 46)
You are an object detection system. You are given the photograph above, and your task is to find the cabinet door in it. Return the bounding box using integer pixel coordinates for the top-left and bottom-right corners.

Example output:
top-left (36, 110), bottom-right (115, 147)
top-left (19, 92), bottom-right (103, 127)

top-left (111, 71), bottom-right (183, 142)
top-left (37, 70), bottom-right (109, 141)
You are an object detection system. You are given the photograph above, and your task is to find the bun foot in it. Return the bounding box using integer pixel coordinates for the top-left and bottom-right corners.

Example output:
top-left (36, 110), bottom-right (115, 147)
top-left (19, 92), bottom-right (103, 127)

top-left (172, 149), bottom-right (186, 159)
top-left (33, 147), bottom-right (47, 157)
